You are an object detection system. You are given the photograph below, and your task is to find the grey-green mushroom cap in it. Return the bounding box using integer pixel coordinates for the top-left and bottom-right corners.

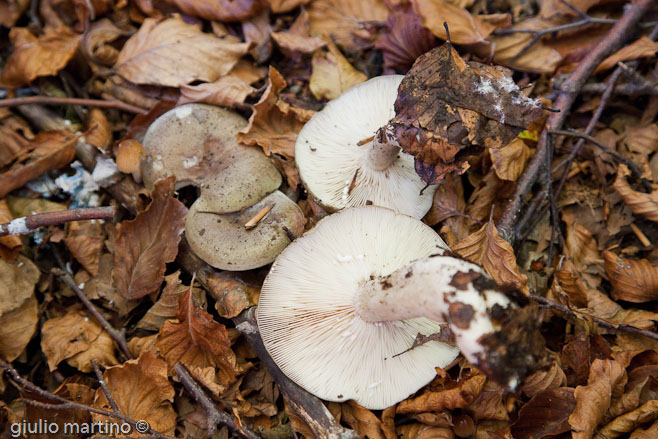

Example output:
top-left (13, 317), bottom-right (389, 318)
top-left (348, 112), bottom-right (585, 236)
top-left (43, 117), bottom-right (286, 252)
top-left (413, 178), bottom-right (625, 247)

top-left (141, 104), bottom-right (282, 214)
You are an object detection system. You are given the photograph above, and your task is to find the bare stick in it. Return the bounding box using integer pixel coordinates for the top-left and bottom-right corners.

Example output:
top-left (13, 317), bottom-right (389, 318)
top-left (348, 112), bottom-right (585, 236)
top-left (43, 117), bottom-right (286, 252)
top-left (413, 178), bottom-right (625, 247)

top-left (528, 294), bottom-right (658, 341)
top-left (0, 206), bottom-right (116, 237)
top-left (91, 360), bottom-right (121, 414)
top-left (498, 0), bottom-right (656, 242)
top-left (52, 268), bottom-right (133, 360)
top-left (175, 363), bottom-right (259, 439)
top-left (0, 96), bottom-right (147, 114)
top-left (580, 82), bottom-right (658, 96)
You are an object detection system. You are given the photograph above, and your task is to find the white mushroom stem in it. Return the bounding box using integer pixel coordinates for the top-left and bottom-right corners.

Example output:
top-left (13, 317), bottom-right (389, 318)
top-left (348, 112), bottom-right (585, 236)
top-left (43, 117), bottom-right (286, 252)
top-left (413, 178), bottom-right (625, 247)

top-left (355, 255), bottom-right (512, 368)
top-left (366, 125), bottom-right (400, 171)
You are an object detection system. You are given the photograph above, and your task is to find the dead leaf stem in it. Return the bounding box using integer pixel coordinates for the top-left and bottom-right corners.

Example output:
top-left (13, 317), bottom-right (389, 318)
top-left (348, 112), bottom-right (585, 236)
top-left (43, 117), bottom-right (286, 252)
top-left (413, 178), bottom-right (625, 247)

top-left (498, 0), bottom-right (657, 243)
top-left (52, 268), bottom-right (133, 360)
top-left (175, 363), bottom-right (259, 439)
top-left (0, 206), bottom-right (116, 237)
top-left (0, 95), bottom-right (147, 114)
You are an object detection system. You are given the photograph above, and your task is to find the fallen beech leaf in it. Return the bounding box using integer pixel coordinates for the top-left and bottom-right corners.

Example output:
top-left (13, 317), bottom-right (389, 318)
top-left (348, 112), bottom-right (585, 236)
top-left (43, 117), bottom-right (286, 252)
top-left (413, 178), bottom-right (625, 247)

top-left (0, 27), bottom-right (82, 88)
top-left (92, 352), bottom-right (176, 436)
top-left (83, 18), bottom-right (133, 66)
top-left (603, 251), bottom-right (658, 303)
top-left (596, 37), bottom-right (658, 73)
top-left (398, 424), bottom-right (454, 439)
top-left (64, 234), bottom-right (103, 275)
top-left (271, 9), bottom-right (325, 54)
top-left (520, 360), bottom-right (567, 398)
top-left (238, 66), bottom-right (314, 189)
top-left (489, 138), bottom-right (533, 181)
top-left (0, 255), bottom-right (40, 316)
top-left (162, 0), bottom-right (260, 21)
top-left (112, 177), bottom-right (187, 301)
top-left (0, 295), bottom-right (37, 361)
top-left (631, 421), bottom-right (658, 439)
top-left (309, 41), bottom-right (367, 100)
top-left (569, 358), bottom-right (626, 439)
top-left (157, 288), bottom-right (238, 385)
top-left (453, 217), bottom-right (528, 292)
top-left (308, 0), bottom-right (389, 51)
top-left (66, 330), bottom-right (118, 373)
top-left (423, 173), bottom-right (467, 225)
top-left (467, 385), bottom-right (508, 421)
top-left (388, 42), bottom-right (543, 184)
top-left (115, 139), bottom-right (145, 175)
top-left (397, 374), bottom-right (486, 414)
top-left (564, 222), bottom-right (603, 274)
top-left (622, 124), bottom-right (658, 157)
top-left (585, 287), bottom-right (658, 331)
top-left (114, 16), bottom-right (250, 87)
top-left (465, 170), bottom-right (508, 224)
top-left (137, 271), bottom-right (188, 331)
top-left (0, 108), bottom-right (34, 169)
top-left (127, 334), bottom-right (158, 358)
top-left (0, 200), bottom-right (22, 260)
top-left (539, 0), bottom-right (602, 19)
top-left (269, 0), bottom-right (309, 13)
top-left (554, 258), bottom-right (589, 308)
top-left (600, 400), bottom-right (658, 438)
top-left (178, 75), bottom-right (255, 108)
top-left (243, 9), bottom-right (272, 63)
top-left (187, 365), bottom-right (226, 397)
top-left (511, 387), bottom-right (575, 439)
top-left (613, 164), bottom-right (658, 223)
top-left (0, 130), bottom-right (80, 199)
top-left (412, 0), bottom-right (494, 45)
top-left (86, 108), bottom-right (112, 151)
top-left (341, 400), bottom-right (386, 439)
top-left (0, 0), bottom-right (29, 27)
top-left (230, 59), bottom-right (268, 85)
top-left (206, 271), bottom-right (260, 318)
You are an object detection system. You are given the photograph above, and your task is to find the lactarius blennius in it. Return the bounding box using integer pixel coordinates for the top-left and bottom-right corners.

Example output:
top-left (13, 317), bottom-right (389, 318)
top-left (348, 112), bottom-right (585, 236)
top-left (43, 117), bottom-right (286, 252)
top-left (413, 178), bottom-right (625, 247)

top-left (295, 75), bottom-right (436, 219)
top-left (141, 104), bottom-right (304, 270)
top-left (257, 206), bottom-right (545, 409)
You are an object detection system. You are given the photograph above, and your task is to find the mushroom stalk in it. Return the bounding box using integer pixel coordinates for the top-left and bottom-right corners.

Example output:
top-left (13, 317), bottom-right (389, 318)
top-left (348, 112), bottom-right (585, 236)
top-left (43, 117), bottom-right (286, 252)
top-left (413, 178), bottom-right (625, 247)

top-left (366, 125), bottom-right (400, 171)
top-left (356, 255), bottom-right (512, 372)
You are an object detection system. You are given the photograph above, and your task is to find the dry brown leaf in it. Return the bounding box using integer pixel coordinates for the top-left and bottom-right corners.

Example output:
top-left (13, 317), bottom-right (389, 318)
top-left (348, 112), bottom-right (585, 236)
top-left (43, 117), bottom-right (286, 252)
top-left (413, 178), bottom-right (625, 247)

top-left (270, 9), bottom-right (325, 54)
top-left (423, 174), bottom-right (469, 244)
top-left (520, 360), bottom-right (567, 398)
top-left (86, 108), bottom-right (112, 151)
top-left (0, 200), bottom-right (22, 261)
top-left (92, 351), bottom-right (176, 436)
top-left (0, 295), bottom-right (37, 361)
top-left (564, 222), bottom-right (603, 274)
top-left (83, 18), bottom-right (132, 66)
top-left (631, 421), bottom-right (658, 439)
top-left (554, 258), bottom-right (590, 308)
top-left (569, 358), bottom-right (626, 439)
top-left (614, 164), bottom-right (658, 223)
top-left (206, 271), bottom-right (260, 319)
top-left (308, 0), bottom-right (389, 50)
top-left (623, 124), bottom-right (658, 157)
top-left (398, 424), bottom-right (455, 439)
top-left (0, 130), bottom-right (80, 199)
top-left (341, 400), bottom-right (386, 439)
top-left (230, 59), bottom-right (268, 84)
top-left (115, 139), bottom-right (145, 175)
top-left (465, 171), bottom-right (507, 224)
top-left (269, 0), bottom-right (309, 13)
top-left (309, 40), bottom-right (367, 100)
top-left (157, 288), bottom-right (238, 385)
top-left (64, 234), bottom-right (103, 276)
top-left (112, 177), bottom-right (187, 301)
top-left (187, 365), bottom-right (226, 397)
top-left (596, 37), bottom-right (658, 73)
top-left (163, 0), bottom-right (260, 21)
top-left (114, 16), bottom-right (250, 87)
top-left (127, 334), bottom-right (158, 358)
top-left (0, 0), bottom-right (29, 27)
top-left (0, 254), bottom-right (40, 316)
top-left (412, 0), bottom-right (494, 45)
top-left (0, 108), bottom-right (34, 169)
top-left (489, 138), bottom-right (533, 181)
top-left (603, 251), bottom-right (658, 303)
top-left (467, 386), bottom-right (508, 421)
top-left (600, 400), bottom-right (658, 439)
top-left (137, 271), bottom-right (188, 331)
top-left (453, 217), bottom-right (528, 292)
top-left (0, 27), bottom-right (81, 88)
top-left (584, 288), bottom-right (658, 331)
top-left (66, 330), bottom-right (118, 373)
top-left (397, 374), bottom-right (486, 414)
top-left (178, 75), bottom-right (255, 108)
top-left (511, 387), bottom-right (575, 439)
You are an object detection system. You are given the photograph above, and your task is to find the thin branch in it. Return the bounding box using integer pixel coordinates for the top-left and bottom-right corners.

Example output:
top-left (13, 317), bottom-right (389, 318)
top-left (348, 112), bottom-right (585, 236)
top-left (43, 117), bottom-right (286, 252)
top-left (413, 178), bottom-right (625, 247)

top-left (175, 363), bottom-right (259, 439)
top-left (0, 206), bottom-right (116, 237)
top-left (580, 82), bottom-right (658, 96)
top-left (91, 360), bottom-right (121, 414)
top-left (52, 268), bottom-right (133, 360)
top-left (0, 96), bottom-right (147, 114)
top-left (528, 294), bottom-right (658, 341)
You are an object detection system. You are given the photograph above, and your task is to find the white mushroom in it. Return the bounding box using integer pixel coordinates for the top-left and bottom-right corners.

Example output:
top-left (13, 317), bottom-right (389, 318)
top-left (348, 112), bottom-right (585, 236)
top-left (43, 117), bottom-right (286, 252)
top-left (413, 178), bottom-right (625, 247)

top-left (294, 76), bottom-right (436, 219)
top-left (257, 206), bottom-right (515, 410)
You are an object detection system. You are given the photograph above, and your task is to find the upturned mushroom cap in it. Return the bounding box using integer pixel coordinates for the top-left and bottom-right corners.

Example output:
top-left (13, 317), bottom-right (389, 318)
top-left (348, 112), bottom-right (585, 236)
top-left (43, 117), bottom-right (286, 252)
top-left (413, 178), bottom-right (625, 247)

top-left (141, 104), bottom-right (282, 213)
top-left (185, 190), bottom-right (305, 271)
top-left (257, 206), bottom-right (458, 409)
top-left (294, 76), bottom-right (437, 219)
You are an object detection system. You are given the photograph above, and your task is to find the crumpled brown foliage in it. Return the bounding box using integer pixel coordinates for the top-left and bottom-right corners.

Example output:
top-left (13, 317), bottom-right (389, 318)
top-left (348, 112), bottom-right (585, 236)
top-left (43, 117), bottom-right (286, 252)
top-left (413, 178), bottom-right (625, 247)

top-left (512, 387), bottom-right (575, 439)
top-left (137, 271), bottom-right (188, 331)
top-left (309, 40), bottom-right (367, 100)
top-left (163, 0), bottom-right (260, 22)
top-left (613, 164), bottom-right (658, 223)
top-left (397, 374), bottom-right (486, 414)
top-left (412, 0), bottom-right (494, 45)
top-left (603, 251), bottom-right (658, 303)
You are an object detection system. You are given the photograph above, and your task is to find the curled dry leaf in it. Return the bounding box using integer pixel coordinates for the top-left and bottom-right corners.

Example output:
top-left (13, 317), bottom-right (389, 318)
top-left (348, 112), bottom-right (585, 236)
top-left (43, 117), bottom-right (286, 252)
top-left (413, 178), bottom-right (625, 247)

top-left (467, 385), bottom-right (508, 421)
top-left (341, 400), bottom-right (386, 439)
top-left (0, 0), bottom-right (29, 27)
top-left (114, 16), bottom-right (250, 87)
top-left (178, 75), bottom-right (255, 108)
top-left (0, 255), bottom-right (40, 316)
top-left (388, 41), bottom-right (543, 184)
top-left (269, 0), bottom-right (310, 13)
top-left (0, 27), bottom-right (82, 88)
top-left (452, 217), bottom-right (528, 293)
top-left (156, 288), bottom-right (238, 385)
top-left (242, 9), bottom-right (272, 63)
top-left (64, 233), bottom-right (103, 275)
top-left (86, 108), bottom-right (112, 151)
top-left (397, 374), bottom-right (486, 414)
top-left (630, 420), bottom-right (658, 439)
top-left (520, 360), bottom-right (567, 398)
top-left (112, 176), bottom-right (187, 301)
top-left (489, 138), bottom-right (533, 181)
top-left (162, 0), bottom-right (260, 22)
top-left (83, 18), bottom-right (133, 66)
top-left (66, 330), bottom-right (118, 373)
top-left (271, 9), bottom-right (325, 54)
top-left (115, 139), bottom-right (145, 175)
top-left (0, 295), bottom-right (37, 362)
top-left (412, 0), bottom-right (494, 45)
top-left (137, 271), bottom-right (188, 331)
top-left (603, 251), bottom-right (658, 303)
top-left (511, 387), bottom-right (575, 439)
top-left (92, 351), bottom-right (176, 436)
top-left (596, 37), bottom-right (658, 73)
top-left (398, 424), bottom-right (454, 439)
top-left (309, 41), bottom-right (368, 101)
top-left (0, 200), bottom-right (22, 261)
top-left (600, 399), bottom-right (658, 438)
top-left (206, 271), bottom-right (260, 319)
top-left (614, 164), bottom-right (658, 223)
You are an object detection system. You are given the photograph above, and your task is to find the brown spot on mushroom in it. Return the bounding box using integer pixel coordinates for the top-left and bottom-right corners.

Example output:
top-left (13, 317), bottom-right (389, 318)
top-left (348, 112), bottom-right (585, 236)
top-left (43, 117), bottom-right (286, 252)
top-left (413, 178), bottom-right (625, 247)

top-left (448, 302), bottom-right (475, 329)
top-left (405, 269), bottom-right (413, 278)
top-left (381, 280), bottom-right (393, 290)
top-left (449, 270), bottom-right (480, 291)
top-left (199, 228), bottom-right (205, 236)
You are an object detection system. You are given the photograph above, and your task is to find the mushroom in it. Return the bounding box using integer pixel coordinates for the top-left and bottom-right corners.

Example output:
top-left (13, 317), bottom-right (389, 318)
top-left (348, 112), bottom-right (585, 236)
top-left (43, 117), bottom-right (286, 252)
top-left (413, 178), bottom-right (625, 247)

top-left (294, 75), bottom-right (436, 219)
top-left (186, 190), bottom-right (304, 271)
top-left (257, 206), bottom-right (520, 410)
top-left (141, 103), bottom-right (282, 214)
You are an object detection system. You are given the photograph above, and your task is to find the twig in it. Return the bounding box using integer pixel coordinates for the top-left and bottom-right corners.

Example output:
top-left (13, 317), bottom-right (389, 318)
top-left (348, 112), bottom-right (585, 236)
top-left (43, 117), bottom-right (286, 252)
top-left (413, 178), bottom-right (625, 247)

top-left (581, 81), bottom-right (658, 96)
top-left (91, 360), bottom-right (121, 414)
top-left (528, 294), bottom-right (658, 341)
top-left (51, 268), bottom-right (133, 360)
top-left (0, 96), bottom-right (147, 114)
top-left (0, 206), bottom-right (116, 237)
top-left (175, 363), bottom-right (259, 439)
top-left (498, 0), bottom-right (656, 243)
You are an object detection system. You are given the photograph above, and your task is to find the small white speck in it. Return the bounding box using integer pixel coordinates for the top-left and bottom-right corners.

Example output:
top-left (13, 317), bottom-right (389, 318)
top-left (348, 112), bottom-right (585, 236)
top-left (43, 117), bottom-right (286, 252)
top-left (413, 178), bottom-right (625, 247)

top-left (84, 317), bottom-right (89, 322)
top-left (175, 105), bottom-right (193, 119)
top-left (336, 254), bottom-right (353, 262)
top-left (17, 262), bottom-right (24, 267)
top-left (368, 381), bottom-right (382, 389)
top-left (182, 156), bottom-right (199, 168)
top-left (152, 161), bottom-right (164, 171)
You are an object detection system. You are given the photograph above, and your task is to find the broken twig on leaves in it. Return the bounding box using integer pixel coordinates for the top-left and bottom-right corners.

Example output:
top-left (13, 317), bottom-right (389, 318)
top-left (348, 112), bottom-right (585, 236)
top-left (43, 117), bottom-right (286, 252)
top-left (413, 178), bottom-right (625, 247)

top-left (0, 206), bottom-right (116, 237)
